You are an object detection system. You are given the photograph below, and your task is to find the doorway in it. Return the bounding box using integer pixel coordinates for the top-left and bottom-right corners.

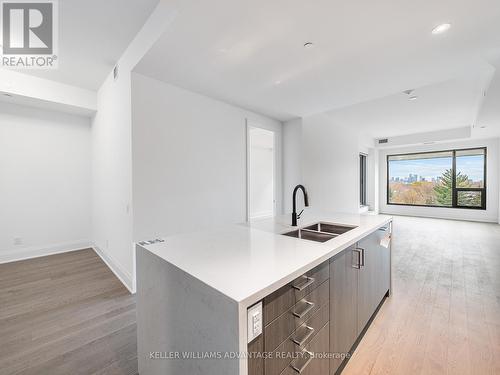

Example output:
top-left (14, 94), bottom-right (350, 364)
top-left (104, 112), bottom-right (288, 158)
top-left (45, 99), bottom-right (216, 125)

top-left (247, 125), bottom-right (275, 220)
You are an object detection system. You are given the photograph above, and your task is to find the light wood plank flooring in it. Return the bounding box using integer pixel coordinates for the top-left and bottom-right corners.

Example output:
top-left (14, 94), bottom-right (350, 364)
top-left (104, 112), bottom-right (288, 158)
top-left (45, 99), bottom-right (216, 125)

top-left (343, 215), bottom-right (500, 375)
top-left (1, 216), bottom-right (499, 375)
top-left (0, 249), bottom-right (137, 375)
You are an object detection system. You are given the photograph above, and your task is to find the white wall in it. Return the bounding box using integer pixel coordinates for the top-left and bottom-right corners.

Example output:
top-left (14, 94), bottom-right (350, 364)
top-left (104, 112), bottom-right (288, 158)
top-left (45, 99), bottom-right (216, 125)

top-left (131, 73), bottom-right (283, 241)
top-left (90, 70), bottom-right (135, 290)
top-left (379, 138), bottom-right (499, 222)
top-left (283, 114), bottom-right (363, 215)
top-left (283, 118), bottom-right (303, 213)
top-left (89, 1), bottom-right (179, 292)
top-left (302, 114), bottom-right (361, 214)
top-left (375, 127), bottom-right (471, 148)
top-left (0, 102), bottom-right (91, 262)
top-left (0, 68), bottom-right (97, 115)
top-left (474, 64), bottom-right (500, 223)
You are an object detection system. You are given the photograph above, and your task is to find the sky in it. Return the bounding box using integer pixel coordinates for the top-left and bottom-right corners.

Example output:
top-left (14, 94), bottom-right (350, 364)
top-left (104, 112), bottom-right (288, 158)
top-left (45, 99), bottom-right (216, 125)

top-left (389, 155), bottom-right (484, 181)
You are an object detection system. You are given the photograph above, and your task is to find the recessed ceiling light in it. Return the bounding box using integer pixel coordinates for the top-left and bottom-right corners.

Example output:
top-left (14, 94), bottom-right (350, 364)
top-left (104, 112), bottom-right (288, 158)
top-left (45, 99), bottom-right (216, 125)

top-left (303, 42), bottom-right (314, 48)
top-left (408, 95), bottom-right (418, 101)
top-left (274, 80), bottom-right (282, 85)
top-left (432, 23), bottom-right (451, 35)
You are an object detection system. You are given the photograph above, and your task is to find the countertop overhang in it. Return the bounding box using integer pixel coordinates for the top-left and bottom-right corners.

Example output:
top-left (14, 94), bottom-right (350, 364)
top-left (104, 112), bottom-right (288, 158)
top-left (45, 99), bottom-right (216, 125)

top-left (137, 211), bottom-right (392, 308)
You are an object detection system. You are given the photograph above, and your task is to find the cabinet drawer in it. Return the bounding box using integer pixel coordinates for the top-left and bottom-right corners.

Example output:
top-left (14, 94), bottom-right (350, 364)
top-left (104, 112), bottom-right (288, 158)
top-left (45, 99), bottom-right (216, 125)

top-left (265, 302), bottom-right (329, 375)
top-left (292, 261), bottom-right (330, 301)
top-left (265, 280), bottom-right (329, 352)
top-left (264, 261), bottom-right (329, 326)
top-left (264, 282), bottom-right (295, 327)
top-left (280, 322), bottom-right (330, 375)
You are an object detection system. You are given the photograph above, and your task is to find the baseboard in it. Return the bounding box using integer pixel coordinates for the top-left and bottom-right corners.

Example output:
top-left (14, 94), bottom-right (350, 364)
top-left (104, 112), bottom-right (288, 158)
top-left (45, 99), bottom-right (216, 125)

top-left (0, 240), bottom-right (93, 264)
top-left (92, 244), bottom-right (135, 294)
top-left (249, 211), bottom-right (274, 220)
top-left (380, 211), bottom-right (498, 223)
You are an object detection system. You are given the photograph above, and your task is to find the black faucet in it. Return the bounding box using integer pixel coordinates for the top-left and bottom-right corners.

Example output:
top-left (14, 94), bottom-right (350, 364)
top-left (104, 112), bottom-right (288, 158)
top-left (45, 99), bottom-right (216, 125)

top-left (292, 184), bottom-right (309, 226)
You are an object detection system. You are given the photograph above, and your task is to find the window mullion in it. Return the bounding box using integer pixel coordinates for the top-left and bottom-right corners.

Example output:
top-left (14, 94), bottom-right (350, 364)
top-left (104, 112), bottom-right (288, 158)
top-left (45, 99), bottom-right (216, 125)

top-left (451, 150), bottom-right (457, 207)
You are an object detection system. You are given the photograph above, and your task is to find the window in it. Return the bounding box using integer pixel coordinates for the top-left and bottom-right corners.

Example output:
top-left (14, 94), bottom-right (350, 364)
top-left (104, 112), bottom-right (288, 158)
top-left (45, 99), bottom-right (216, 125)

top-left (360, 154), bottom-right (367, 206)
top-left (387, 148), bottom-right (486, 210)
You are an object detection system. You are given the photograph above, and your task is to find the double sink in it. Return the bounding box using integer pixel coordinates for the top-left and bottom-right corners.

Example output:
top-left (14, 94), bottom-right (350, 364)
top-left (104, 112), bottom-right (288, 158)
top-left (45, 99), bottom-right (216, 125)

top-left (282, 222), bottom-right (357, 243)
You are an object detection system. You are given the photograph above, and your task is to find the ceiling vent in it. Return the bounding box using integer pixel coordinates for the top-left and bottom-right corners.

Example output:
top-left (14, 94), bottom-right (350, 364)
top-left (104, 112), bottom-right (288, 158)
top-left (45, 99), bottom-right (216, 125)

top-left (378, 138), bottom-right (389, 144)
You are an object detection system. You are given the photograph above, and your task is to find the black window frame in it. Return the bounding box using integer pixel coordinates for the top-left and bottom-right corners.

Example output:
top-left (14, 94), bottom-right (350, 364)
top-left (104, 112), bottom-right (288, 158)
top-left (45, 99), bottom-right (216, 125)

top-left (386, 147), bottom-right (487, 210)
top-left (360, 153), bottom-right (367, 206)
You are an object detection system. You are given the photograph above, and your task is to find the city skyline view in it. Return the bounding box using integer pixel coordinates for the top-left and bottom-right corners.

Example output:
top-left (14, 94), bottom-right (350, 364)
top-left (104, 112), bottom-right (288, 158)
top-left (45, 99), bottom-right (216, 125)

top-left (389, 155), bottom-right (485, 182)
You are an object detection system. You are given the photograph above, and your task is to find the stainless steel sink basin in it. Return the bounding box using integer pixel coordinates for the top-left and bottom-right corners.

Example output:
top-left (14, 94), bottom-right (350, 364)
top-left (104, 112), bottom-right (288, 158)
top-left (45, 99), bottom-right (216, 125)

top-left (282, 228), bottom-right (336, 243)
top-left (302, 222), bottom-right (357, 235)
top-left (282, 222), bottom-right (357, 243)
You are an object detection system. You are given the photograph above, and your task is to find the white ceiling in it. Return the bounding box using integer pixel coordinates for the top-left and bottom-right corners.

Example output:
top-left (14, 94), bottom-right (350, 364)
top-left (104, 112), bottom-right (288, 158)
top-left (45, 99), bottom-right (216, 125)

top-left (16, 0), bottom-right (159, 90)
top-left (134, 0), bottom-right (500, 121)
top-left (0, 93), bottom-right (95, 117)
top-left (325, 70), bottom-right (493, 139)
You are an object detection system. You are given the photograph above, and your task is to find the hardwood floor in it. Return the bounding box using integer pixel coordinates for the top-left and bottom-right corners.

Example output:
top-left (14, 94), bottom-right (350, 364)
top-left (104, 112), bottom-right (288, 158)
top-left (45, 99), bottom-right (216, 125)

top-left (1, 216), bottom-right (499, 375)
top-left (343, 215), bottom-right (500, 375)
top-left (0, 249), bottom-right (137, 375)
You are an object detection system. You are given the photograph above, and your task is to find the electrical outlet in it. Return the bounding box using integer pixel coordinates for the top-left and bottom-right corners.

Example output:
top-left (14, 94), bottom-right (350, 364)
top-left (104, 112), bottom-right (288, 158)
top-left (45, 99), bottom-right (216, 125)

top-left (247, 302), bottom-right (262, 343)
top-left (13, 237), bottom-right (23, 246)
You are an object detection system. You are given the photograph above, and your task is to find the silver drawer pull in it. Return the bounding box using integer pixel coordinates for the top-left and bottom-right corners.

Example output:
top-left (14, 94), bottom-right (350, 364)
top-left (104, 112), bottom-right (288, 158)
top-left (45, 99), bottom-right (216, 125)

top-left (292, 276), bottom-right (315, 291)
top-left (292, 301), bottom-right (315, 319)
top-left (357, 247), bottom-right (365, 267)
top-left (291, 350), bottom-right (314, 373)
top-left (352, 249), bottom-right (362, 269)
top-left (291, 325), bottom-right (314, 346)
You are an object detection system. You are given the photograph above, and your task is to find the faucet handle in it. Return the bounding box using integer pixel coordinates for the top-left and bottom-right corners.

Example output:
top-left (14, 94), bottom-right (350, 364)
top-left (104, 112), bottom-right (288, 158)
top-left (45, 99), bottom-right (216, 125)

top-left (297, 209), bottom-right (304, 220)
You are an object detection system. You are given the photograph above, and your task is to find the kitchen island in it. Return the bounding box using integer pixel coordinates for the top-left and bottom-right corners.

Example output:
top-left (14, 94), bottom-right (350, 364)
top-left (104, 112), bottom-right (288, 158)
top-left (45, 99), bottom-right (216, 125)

top-left (136, 211), bottom-right (392, 375)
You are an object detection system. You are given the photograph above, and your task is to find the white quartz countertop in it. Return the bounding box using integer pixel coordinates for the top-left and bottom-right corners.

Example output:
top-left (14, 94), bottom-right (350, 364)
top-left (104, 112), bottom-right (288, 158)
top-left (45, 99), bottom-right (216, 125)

top-left (138, 211), bottom-right (392, 307)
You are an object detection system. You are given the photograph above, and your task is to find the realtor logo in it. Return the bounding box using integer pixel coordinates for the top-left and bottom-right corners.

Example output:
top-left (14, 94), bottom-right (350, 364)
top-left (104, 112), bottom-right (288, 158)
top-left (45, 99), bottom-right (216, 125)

top-left (1, 0), bottom-right (58, 68)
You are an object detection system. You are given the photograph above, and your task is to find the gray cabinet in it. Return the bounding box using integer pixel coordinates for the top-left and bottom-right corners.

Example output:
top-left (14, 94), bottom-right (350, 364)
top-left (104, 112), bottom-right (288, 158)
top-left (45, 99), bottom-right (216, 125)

top-left (357, 233), bottom-right (379, 332)
top-left (251, 224), bottom-right (391, 375)
top-left (357, 227), bottom-right (391, 332)
top-left (329, 246), bottom-right (358, 374)
top-left (330, 225), bottom-right (391, 374)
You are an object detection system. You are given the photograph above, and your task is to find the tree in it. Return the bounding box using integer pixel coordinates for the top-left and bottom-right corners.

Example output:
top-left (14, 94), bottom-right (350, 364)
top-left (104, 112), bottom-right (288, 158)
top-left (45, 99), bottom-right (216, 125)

top-left (434, 169), bottom-right (480, 207)
top-left (434, 169), bottom-right (453, 206)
